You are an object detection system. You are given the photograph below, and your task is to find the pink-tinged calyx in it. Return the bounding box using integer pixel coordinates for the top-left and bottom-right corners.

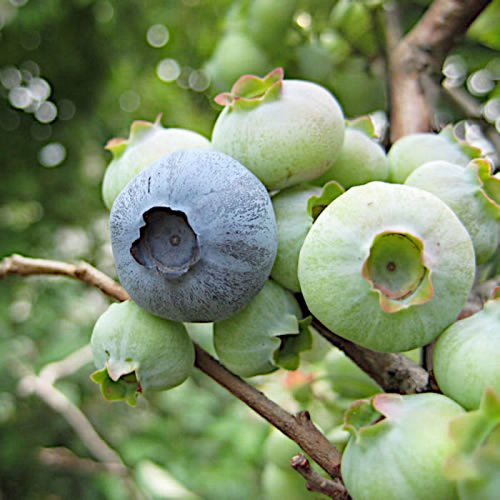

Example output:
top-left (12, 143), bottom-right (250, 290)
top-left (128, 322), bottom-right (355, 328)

top-left (362, 231), bottom-right (433, 313)
top-left (105, 113), bottom-right (163, 160)
top-left (214, 67), bottom-right (284, 111)
top-left (344, 394), bottom-right (404, 441)
top-left (91, 363), bottom-right (142, 407)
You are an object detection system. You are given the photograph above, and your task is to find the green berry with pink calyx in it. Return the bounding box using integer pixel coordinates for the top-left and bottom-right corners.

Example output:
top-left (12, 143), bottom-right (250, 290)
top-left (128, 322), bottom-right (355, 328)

top-left (271, 181), bottom-right (344, 293)
top-left (298, 182), bottom-right (475, 352)
top-left (314, 115), bottom-right (389, 188)
top-left (90, 300), bottom-right (194, 406)
top-left (433, 292), bottom-right (500, 410)
top-left (213, 280), bottom-right (313, 378)
top-left (387, 127), bottom-right (481, 184)
top-left (444, 388), bottom-right (500, 500)
top-left (406, 158), bottom-right (500, 264)
top-left (102, 114), bottom-right (210, 210)
top-left (341, 393), bottom-right (465, 500)
top-left (211, 68), bottom-right (345, 190)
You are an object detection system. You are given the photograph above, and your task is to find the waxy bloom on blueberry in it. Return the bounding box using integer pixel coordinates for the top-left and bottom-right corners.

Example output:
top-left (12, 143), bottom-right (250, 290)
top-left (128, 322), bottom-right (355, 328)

top-left (433, 292), bottom-right (500, 410)
top-left (271, 181), bottom-right (344, 293)
top-left (110, 149), bottom-right (278, 322)
top-left (387, 129), bottom-right (479, 184)
top-left (341, 393), bottom-right (465, 500)
top-left (314, 116), bottom-right (389, 188)
top-left (406, 159), bottom-right (500, 264)
top-left (102, 115), bottom-right (210, 210)
top-left (298, 182), bottom-right (475, 352)
top-left (213, 280), bottom-right (311, 377)
top-left (211, 68), bottom-right (345, 190)
top-left (91, 300), bottom-right (194, 405)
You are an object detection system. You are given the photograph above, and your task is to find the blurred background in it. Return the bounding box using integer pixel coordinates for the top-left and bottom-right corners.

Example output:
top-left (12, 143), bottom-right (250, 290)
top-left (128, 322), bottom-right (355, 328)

top-left (0, 0), bottom-right (499, 498)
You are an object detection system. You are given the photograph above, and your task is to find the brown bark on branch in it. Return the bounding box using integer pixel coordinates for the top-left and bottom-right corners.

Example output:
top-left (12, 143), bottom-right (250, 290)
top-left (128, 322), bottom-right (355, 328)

top-left (0, 254), bottom-right (341, 478)
top-left (291, 454), bottom-right (349, 500)
top-left (194, 344), bottom-right (342, 477)
top-left (0, 254), bottom-right (129, 302)
top-left (312, 319), bottom-right (431, 394)
top-left (388, 0), bottom-right (491, 141)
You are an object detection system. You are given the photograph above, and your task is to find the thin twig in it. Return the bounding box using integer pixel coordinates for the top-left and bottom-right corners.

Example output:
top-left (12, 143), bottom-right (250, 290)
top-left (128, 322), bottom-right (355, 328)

top-left (387, 0), bottom-right (491, 141)
top-left (17, 372), bottom-right (126, 468)
top-left (194, 344), bottom-right (341, 477)
top-left (291, 454), bottom-right (349, 500)
top-left (39, 446), bottom-right (124, 476)
top-left (1, 254), bottom-right (342, 479)
top-left (39, 344), bottom-right (93, 385)
top-left (10, 348), bottom-right (142, 498)
top-left (0, 254), bottom-right (129, 302)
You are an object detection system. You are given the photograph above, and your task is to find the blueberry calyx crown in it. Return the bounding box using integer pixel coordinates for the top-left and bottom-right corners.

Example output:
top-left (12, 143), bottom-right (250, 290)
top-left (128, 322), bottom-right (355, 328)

top-left (105, 113), bottom-right (163, 160)
top-left (214, 67), bottom-right (284, 110)
top-left (361, 231), bottom-right (434, 313)
top-left (131, 206), bottom-right (201, 279)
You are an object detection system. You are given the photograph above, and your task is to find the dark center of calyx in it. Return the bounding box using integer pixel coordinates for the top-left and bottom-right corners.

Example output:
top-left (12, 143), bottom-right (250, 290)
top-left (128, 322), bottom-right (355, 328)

top-left (362, 232), bottom-right (433, 313)
top-left (131, 206), bottom-right (200, 278)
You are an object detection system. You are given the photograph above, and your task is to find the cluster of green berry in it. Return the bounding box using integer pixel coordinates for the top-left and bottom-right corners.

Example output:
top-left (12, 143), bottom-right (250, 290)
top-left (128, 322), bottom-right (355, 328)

top-left (93, 68), bottom-right (499, 499)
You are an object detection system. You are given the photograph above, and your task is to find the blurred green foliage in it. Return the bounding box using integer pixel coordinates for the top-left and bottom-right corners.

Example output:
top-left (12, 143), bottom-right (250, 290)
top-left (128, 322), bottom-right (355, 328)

top-left (0, 0), bottom-right (498, 498)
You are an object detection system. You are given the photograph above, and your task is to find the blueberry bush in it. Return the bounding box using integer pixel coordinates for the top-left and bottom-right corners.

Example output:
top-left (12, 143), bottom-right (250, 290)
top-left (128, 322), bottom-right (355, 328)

top-left (0, 1), bottom-right (499, 499)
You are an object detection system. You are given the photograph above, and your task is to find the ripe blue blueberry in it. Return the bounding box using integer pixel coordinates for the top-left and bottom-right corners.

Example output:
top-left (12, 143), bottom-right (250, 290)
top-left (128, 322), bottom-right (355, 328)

top-left (110, 149), bottom-right (278, 322)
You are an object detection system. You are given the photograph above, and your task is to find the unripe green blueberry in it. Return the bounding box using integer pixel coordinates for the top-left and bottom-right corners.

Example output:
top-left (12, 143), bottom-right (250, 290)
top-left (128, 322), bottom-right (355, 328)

top-left (247, 0), bottom-right (297, 49)
top-left (213, 280), bottom-right (310, 377)
top-left (323, 348), bottom-right (381, 400)
top-left (388, 132), bottom-right (472, 184)
top-left (212, 68), bottom-right (345, 190)
top-left (298, 182), bottom-right (475, 352)
top-left (341, 393), bottom-right (465, 500)
top-left (91, 300), bottom-right (194, 405)
top-left (314, 119), bottom-right (389, 188)
top-left (102, 116), bottom-right (210, 210)
top-left (406, 159), bottom-right (500, 264)
top-left (433, 295), bottom-right (500, 410)
top-left (271, 182), bottom-right (344, 292)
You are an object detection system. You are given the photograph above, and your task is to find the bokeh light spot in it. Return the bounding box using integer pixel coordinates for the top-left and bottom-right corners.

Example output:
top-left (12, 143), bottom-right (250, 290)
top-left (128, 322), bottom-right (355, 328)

top-left (119, 90), bottom-right (141, 112)
top-left (1, 66), bottom-right (22, 89)
top-left (38, 142), bottom-right (66, 167)
top-left (147, 24), bottom-right (169, 48)
top-left (28, 77), bottom-right (51, 101)
top-left (188, 69), bottom-right (210, 92)
top-left (295, 11), bottom-right (312, 29)
top-left (58, 99), bottom-right (76, 120)
top-left (156, 58), bottom-right (180, 82)
top-left (34, 101), bottom-right (57, 123)
top-left (94, 0), bottom-right (114, 23)
top-left (9, 86), bottom-right (32, 109)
